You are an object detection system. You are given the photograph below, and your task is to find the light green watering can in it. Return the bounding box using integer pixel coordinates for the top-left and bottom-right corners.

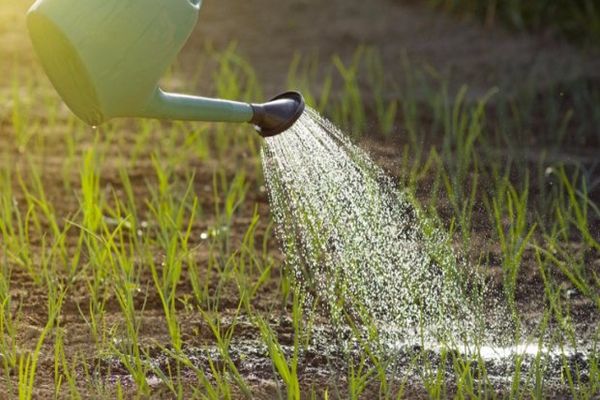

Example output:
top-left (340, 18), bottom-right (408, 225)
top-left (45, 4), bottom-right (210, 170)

top-left (27, 0), bottom-right (304, 137)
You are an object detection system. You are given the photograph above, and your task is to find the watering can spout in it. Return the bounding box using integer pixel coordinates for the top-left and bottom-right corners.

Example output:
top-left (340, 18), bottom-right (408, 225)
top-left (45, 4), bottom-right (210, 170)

top-left (142, 89), bottom-right (255, 124)
top-left (143, 90), bottom-right (305, 137)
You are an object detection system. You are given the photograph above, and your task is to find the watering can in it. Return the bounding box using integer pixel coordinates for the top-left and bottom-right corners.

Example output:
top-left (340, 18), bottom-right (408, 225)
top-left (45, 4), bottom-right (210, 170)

top-left (26, 0), bottom-right (304, 137)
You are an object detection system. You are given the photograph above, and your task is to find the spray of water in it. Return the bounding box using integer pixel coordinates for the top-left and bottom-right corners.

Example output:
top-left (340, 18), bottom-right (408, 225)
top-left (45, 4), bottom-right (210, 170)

top-left (261, 108), bottom-right (485, 345)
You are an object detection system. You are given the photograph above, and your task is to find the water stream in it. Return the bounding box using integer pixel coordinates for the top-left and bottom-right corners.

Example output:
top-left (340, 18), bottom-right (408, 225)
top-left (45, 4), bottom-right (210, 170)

top-left (262, 108), bottom-right (487, 341)
top-left (260, 107), bottom-right (593, 385)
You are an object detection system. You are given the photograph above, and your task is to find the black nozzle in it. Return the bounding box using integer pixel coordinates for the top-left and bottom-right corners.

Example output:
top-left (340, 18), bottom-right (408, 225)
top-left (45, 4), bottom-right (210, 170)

top-left (250, 91), bottom-right (305, 137)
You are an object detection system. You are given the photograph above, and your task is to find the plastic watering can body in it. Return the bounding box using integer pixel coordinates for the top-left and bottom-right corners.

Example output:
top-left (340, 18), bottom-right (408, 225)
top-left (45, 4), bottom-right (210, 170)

top-left (27, 0), bottom-right (262, 127)
top-left (27, 0), bottom-right (305, 135)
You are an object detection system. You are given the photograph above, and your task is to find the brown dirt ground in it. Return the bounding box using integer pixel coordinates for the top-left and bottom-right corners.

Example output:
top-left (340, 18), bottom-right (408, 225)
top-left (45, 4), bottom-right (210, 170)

top-left (1, 0), bottom-right (599, 398)
top-left (184, 0), bottom-right (600, 98)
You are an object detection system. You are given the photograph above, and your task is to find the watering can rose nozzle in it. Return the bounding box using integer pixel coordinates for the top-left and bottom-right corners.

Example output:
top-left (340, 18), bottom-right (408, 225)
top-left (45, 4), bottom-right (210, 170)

top-left (250, 91), bottom-right (306, 137)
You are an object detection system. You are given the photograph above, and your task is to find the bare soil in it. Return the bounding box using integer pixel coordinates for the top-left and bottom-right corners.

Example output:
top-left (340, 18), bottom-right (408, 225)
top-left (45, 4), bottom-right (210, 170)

top-left (184, 0), bottom-right (600, 98)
